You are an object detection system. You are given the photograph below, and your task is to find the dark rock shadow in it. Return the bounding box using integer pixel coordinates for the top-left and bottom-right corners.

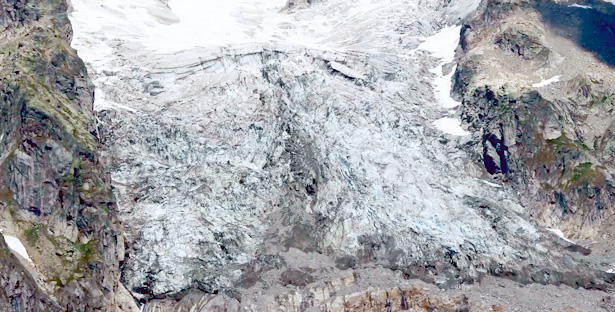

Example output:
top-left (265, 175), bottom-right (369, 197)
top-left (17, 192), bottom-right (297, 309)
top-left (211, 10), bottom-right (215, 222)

top-left (533, 0), bottom-right (615, 67)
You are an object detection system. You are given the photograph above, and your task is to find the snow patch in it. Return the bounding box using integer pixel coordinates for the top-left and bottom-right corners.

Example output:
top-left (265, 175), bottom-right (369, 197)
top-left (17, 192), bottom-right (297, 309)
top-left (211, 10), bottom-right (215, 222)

top-left (417, 26), bottom-right (460, 62)
top-left (417, 26), bottom-right (463, 108)
top-left (445, 0), bottom-right (481, 21)
top-left (532, 75), bottom-right (561, 88)
top-left (0, 229), bottom-right (33, 263)
top-left (432, 67), bottom-right (462, 108)
top-left (547, 228), bottom-right (574, 244)
top-left (569, 3), bottom-right (592, 9)
top-left (420, 26), bottom-right (470, 135)
top-left (434, 117), bottom-right (470, 136)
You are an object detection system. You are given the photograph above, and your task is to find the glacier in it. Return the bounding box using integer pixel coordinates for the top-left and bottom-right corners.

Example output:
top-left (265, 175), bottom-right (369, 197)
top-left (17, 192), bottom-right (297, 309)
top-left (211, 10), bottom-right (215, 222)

top-left (66, 0), bottom-right (607, 307)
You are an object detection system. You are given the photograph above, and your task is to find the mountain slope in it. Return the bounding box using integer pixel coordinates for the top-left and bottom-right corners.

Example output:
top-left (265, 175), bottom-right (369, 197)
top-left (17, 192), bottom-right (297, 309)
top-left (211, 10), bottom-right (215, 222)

top-left (0, 0), bottom-right (597, 310)
top-left (0, 0), bottom-right (129, 310)
top-left (455, 0), bottom-right (615, 271)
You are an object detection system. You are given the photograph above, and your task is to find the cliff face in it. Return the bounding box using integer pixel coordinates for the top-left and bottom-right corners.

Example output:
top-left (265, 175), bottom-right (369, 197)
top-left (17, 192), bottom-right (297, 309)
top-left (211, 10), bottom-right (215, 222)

top-left (454, 0), bottom-right (615, 244)
top-left (0, 0), bottom-right (125, 310)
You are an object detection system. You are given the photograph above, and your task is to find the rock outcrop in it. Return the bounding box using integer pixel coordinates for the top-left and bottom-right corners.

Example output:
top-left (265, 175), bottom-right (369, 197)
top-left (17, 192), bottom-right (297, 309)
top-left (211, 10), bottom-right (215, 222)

top-left (454, 0), bottom-right (615, 245)
top-left (0, 233), bottom-right (61, 311)
top-left (0, 0), bottom-right (124, 310)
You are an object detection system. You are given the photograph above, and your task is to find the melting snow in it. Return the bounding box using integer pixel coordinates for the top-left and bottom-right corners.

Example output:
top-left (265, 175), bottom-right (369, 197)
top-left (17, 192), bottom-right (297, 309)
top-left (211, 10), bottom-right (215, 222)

top-left (433, 117), bottom-right (470, 136)
top-left (420, 26), bottom-right (471, 136)
top-left (417, 26), bottom-right (462, 109)
top-left (547, 228), bottom-right (574, 244)
top-left (417, 26), bottom-right (460, 62)
top-left (416, 26), bottom-right (473, 135)
top-left (532, 75), bottom-right (561, 88)
top-left (0, 229), bottom-right (33, 263)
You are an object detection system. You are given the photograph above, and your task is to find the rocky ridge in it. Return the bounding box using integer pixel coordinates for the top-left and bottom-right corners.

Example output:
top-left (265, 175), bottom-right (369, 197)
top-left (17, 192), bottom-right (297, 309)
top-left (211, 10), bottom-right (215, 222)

top-left (0, 0), bottom-right (127, 310)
